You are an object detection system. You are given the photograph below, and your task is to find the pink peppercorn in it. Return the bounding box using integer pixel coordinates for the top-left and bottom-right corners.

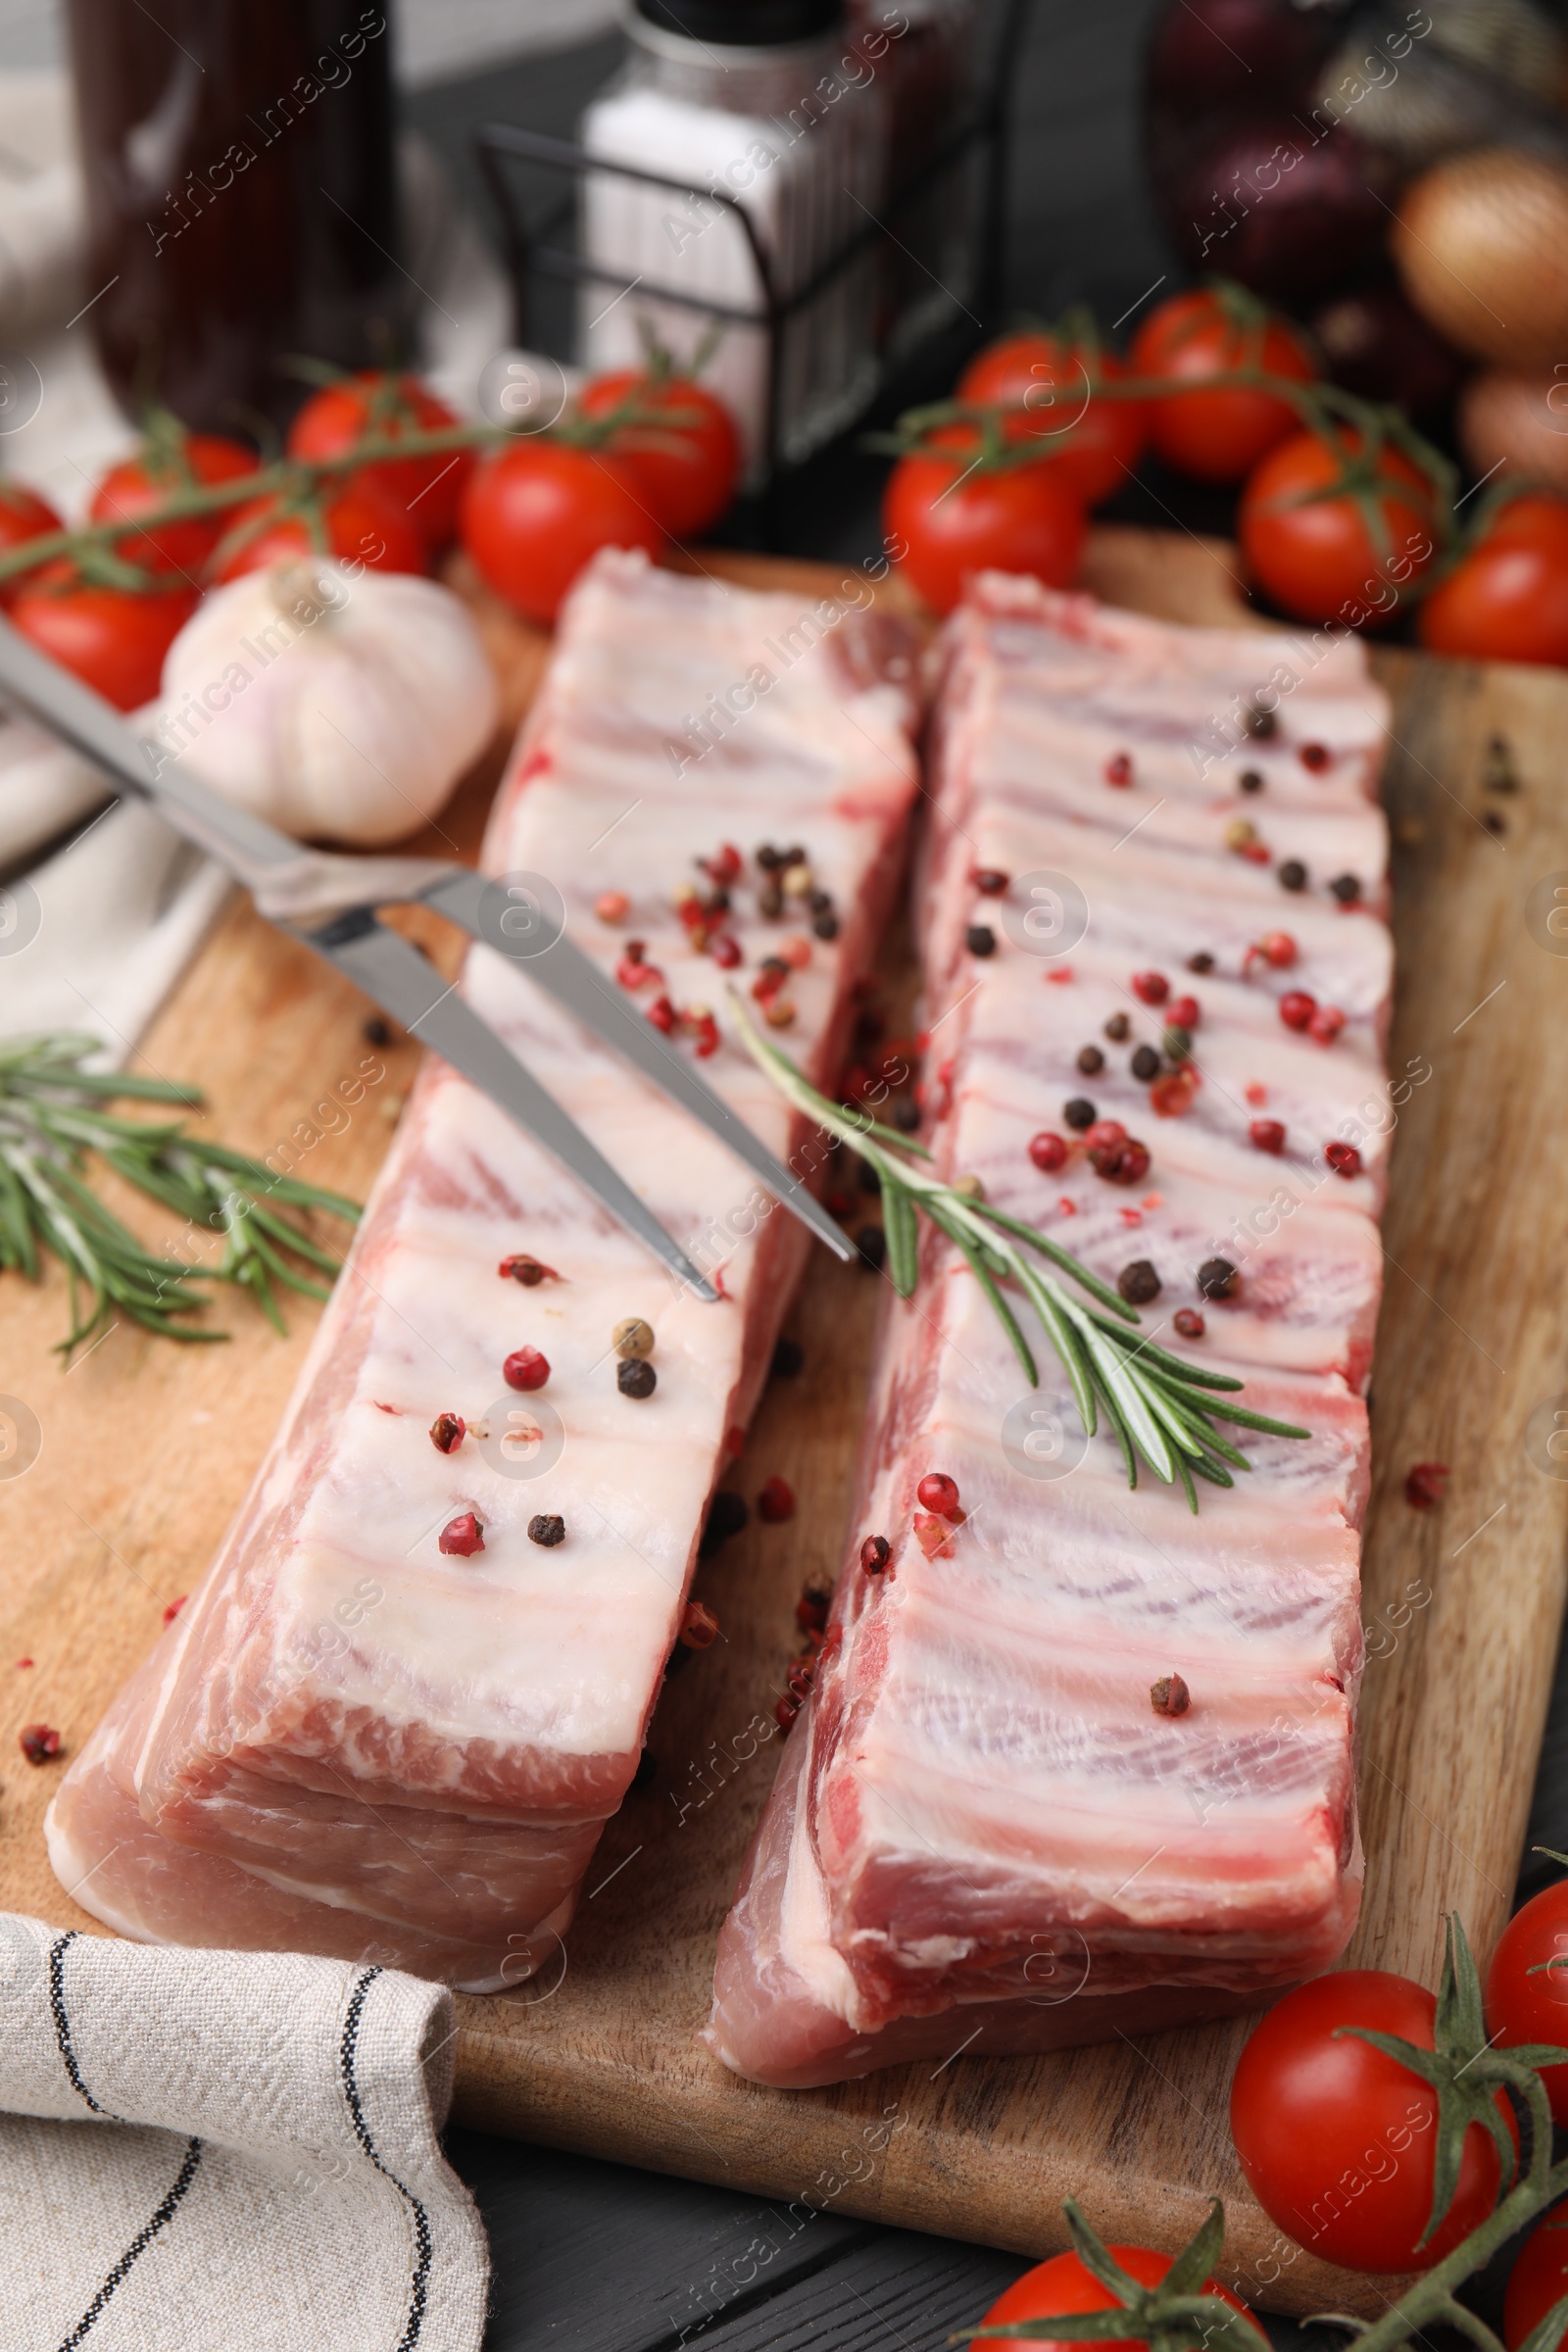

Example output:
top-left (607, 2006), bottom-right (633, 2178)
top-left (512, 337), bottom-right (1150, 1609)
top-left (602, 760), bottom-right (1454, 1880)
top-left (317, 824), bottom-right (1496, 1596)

top-left (439, 1512), bottom-right (485, 1557)
top-left (504, 1347), bottom-right (550, 1392)
top-left (1325, 1140), bottom-right (1361, 1177)
top-left (1131, 971), bottom-right (1169, 1005)
top-left (1029, 1131), bottom-right (1068, 1173)
top-left (916, 1472), bottom-right (962, 1521)
top-left (1279, 991), bottom-right (1316, 1032)
top-left (758, 1475), bottom-right (796, 1523)
top-left (1250, 1119), bottom-right (1286, 1154)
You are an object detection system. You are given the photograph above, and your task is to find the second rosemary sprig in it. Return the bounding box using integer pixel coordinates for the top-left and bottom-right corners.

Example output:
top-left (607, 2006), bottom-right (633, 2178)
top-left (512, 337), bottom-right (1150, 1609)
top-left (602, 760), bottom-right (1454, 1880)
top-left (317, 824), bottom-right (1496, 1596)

top-left (728, 996), bottom-right (1309, 1511)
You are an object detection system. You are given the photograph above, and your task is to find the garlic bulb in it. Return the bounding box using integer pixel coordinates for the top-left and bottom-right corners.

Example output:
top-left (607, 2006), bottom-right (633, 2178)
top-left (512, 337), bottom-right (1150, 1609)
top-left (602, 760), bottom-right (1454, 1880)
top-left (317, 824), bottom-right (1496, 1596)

top-left (152, 561), bottom-right (501, 847)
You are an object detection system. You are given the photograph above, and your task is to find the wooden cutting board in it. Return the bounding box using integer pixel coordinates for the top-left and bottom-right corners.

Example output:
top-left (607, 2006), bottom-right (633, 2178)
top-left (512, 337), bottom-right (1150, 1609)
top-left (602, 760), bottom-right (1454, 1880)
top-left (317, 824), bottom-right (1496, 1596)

top-left (3, 527), bottom-right (1566, 2318)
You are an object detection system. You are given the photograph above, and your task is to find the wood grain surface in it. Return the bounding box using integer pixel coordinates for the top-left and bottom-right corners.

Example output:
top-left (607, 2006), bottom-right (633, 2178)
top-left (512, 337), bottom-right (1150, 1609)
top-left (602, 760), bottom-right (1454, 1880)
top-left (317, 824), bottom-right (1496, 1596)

top-left (3, 528), bottom-right (1565, 2316)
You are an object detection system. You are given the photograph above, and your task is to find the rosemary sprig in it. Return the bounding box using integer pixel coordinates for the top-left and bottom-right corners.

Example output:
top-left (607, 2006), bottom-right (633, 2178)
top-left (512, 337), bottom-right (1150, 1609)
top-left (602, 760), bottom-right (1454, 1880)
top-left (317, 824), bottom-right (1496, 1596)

top-left (0, 1033), bottom-right (360, 1357)
top-left (729, 998), bottom-right (1309, 1510)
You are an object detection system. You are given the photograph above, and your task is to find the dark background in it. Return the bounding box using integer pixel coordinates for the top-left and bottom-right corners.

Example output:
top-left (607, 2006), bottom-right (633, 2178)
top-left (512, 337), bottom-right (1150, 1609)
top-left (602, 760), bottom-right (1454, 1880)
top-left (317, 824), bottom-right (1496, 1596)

top-left (405, 12), bottom-right (1568, 2346)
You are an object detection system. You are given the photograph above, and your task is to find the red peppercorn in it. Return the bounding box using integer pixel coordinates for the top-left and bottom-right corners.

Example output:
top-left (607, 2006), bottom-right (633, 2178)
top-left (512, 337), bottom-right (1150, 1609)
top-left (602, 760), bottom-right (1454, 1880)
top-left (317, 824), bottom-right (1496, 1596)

top-left (1250, 1118), bottom-right (1286, 1154)
top-left (703, 843), bottom-right (743, 885)
top-left (429, 1412), bottom-right (466, 1453)
top-left (439, 1512), bottom-right (485, 1557)
top-left (685, 1008), bottom-right (720, 1057)
top-left (1104, 753), bottom-right (1134, 787)
top-left (1084, 1118), bottom-right (1127, 1152)
top-left (710, 933), bottom-right (742, 969)
top-left (163, 1595), bottom-right (187, 1626)
top-left (616, 946), bottom-right (653, 989)
top-left (1168, 995), bottom-right (1200, 1031)
top-left (913, 1512), bottom-right (956, 1558)
top-left (1028, 1131), bottom-right (1068, 1173)
top-left (795, 1577), bottom-right (832, 1633)
top-left (1325, 1140), bottom-right (1362, 1178)
top-left (1174, 1307), bottom-right (1205, 1340)
top-left (758, 1475), bottom-right (795, 1524)
top-left (1131, 971), bottom-right (1169, 1005)
top-left (916, 1472), bottom-right (962, 1520)
top-left (1299, 743), bottom-right (1331, 771)
top-left (1090, 1134), bottom-right (1152, 1185)
top-left (20, 1723), bottom-right (61, 1765)
top-left (646, 995), bottom-right (676, 1034)
top-left (1246, 931), bottom-right (1298, 973)
top-left (860, 1534), bottom-right (891, 1575)
top-left (504, 1346), bottom-right (550, 1392)
top-left (1404, 1461), bottom-right (1449, 1509)
top-left (1308, 1004), bottom-right (1346, 1046)
top-left (1279, 990), bottom-right (1316, 1031)
top-left (1150, 1069), bottom-right (1198, 1118)
top-left (679, 1599), bottom-right (719, 1649)
top-left (499, 1252), bottom-right (560, 1286)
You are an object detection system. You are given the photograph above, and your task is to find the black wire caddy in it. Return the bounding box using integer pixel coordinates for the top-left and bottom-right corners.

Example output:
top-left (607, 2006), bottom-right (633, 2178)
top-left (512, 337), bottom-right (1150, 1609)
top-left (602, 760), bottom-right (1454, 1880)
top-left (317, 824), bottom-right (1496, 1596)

top-left (473, 0), bottom-right (1036, 491)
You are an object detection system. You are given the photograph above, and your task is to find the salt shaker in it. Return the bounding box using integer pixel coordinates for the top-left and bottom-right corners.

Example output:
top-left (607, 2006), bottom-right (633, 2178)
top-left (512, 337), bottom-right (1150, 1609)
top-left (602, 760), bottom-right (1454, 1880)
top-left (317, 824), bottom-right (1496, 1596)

top-left (579, 0), bottom-right (887, 484)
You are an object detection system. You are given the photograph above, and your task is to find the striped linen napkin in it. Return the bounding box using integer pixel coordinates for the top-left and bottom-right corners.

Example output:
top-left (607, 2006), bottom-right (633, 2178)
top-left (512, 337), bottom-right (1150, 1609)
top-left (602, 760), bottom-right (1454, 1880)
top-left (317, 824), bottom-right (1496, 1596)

top-left (0, 1913), bottom-right (489, 2350)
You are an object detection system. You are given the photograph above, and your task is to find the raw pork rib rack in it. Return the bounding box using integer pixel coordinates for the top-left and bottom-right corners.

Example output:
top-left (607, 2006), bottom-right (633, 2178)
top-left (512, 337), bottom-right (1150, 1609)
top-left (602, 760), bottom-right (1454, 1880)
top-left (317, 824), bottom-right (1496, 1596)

top-left (47, 551), bottom-right (920, 1989)
top-left (708, 576), bottom-right (1392, 2088)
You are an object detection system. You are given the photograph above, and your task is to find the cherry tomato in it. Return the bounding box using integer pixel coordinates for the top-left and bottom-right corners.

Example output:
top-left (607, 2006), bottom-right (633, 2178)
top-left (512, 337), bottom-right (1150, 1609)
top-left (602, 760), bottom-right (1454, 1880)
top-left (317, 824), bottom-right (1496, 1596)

top-left (975, 2243), bottom-right (1252, 2352)
top-left (460, 440), bottom-right (663, 625)
top-left (89, 433), bottom-right (258, 579)
top-left (883, 430), bottom-right (1086, 615)
top-left (1504, 2197), bottom-right (1568, 2352)
top-left (286, 371), bottom-right (474, 550)
top-left (1485, 1880), bottom-right (1568, 2119)
top-left (1230, 1969), bottom-right (1514, 2274)
top-left (0, 481), bottom-right (63, 606)
top-left (1130, 288), bottom-right (1316, 484)
top-left (1239, 428), bottom-right (1438, 627)
top-left (213, 477), bottom-right (426, 582)
top-left (958, 333), bottom-right (1148, 507)
top-left (1420, 496), bottom-right (1568, 668)
top-left (12, 563), bottom-right (198, 710)
top-left (576, 370), bottom-right (741, 538)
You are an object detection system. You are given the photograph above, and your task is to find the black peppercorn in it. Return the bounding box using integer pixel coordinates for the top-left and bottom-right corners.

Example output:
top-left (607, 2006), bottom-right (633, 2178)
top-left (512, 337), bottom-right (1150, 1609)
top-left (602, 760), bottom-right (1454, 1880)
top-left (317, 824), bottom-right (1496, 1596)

top-left (1130, 1044), bottom-right (1160, 1082)
top-left (1118, 1259), bottom-right (1161, 1305)
top-left (1483, 809), bottom-right (1506, 835)
top-left (894, 1096), bottom-right (921, 1131)
top-left (1239, 770), bottom-right (1263, 794)
top-left (1077, 1045), bottom-right (1104, 1075)
top-left (1278, 860), bottom-right (1307, 892)
top-left (808, 888), bottom-right (833, 914)
top-left (1187, 952), bottom-right (1215, 974)
top-left (813, 911), bottom-right (840, 940)
top-left (1329, 873), bottom-right (1361, 905)
top-left (1245, 706), bottom-right (1277, 739)
top-left (363, 1014), bottom-right (392, 1048)
top-left (771, 1337), bottom-right (804, 1379)
top-left (756, 844), bottom-right (781, 869)
top-left (759, 881), bottom-right (784, 918)
top-left (528, 1514), bottom-right (565, 1547)
top-left (966, 924), bottom-right (996, 957)
top-left (699, 1490), bottom-right (749, 1556)
top-left (855, 1223), bottom-right (886, 1271)
top-left (1063, 1097), bottom-right (1097, 1131)
top-left (1103, 1011), bottom-right (1130, 1042)
top-left (1197, 1256), bottom-right (1239, 1301)
top-left (617, 1357), bottom-right (658, 1398)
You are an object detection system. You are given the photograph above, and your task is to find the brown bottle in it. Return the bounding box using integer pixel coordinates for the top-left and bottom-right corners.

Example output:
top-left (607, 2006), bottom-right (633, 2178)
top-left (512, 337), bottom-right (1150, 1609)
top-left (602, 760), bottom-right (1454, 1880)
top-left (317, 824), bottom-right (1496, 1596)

top-left (66, 1), bottom-right (408, 437)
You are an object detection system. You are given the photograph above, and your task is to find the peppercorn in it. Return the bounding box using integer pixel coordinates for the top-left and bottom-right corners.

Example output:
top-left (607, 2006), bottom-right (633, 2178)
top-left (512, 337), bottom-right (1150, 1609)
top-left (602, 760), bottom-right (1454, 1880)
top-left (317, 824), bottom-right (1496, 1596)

top-left (1187, 952), bottom-right (1215, 974)
top-left (1329, 873), bottom-right (1361, 905)
top-left (1250, 1118), bottom-right (1286, 1154)
top-left (1029, 1131), bottom-right (1068, 1172)
top-left (1197, 1257), bottom-right (1239, 1301)
top-left (966, 924), bottom-right (996, 957)
top-left (20, 1723), bottom-right (61, 1764)
top-left (528, 1514), bottom-right (565, 1547)
top-left (439, 1512), bottom-right (485, 1557)
top-left (758, 1475), bottom-right (795, 1523)
top-left (856, 1224), bottom-right (886, 1271)
top-left (1104, 753), bottom-right (1133, 787)
top-left (1118, 1259), bottom-right (1161, 1305)
top-left (763, 998), bottom-right (796, 1028)
top-left (1277, 859), bottom-right (1307, 892)
top-left (699, 1491), bottom-right (749, 1556)
top-left (1239, 770), bottom-right (1263, 794)
top-left (1299, 742), bottom-right (1331, 771)
top-left (1224, 818), bottom-right (1258, 854)
top-left (1131, 971), bottom-right (1168, 1005)
top-left (363, 1014), bottom-right (392, 1048)
top-left (1161, 1025), bottom-right (1192, 1062)
top-left (499, 1253), bottom-right (559, 1286)
top-left (895, 1097), bottom-right (921, 1132)
top-left (771, 1337), bottom-right (804, 1378)
top-left (1130, 1044), bottom-right (1160, 1082)
top-left (595, 890), bottom-right (629, 924)
top-left (1077, 1044), bottom-right (1104, 1075)
top-left (1405, 1461), bottom-right (1449, 1509)
top-left (1279, 990), bottom-right (1316, 1031)
top-left (1063, 1098), bottom-right (1097, 1131)
top-left (1245, 706), bottom-right (1277, 739)
top-left (504, 1346), bottom-right (550, 1392)
top-left (975, 868), bottom-right (1009, 895)
top-left (1151, 1674), bottom-right (1190, 1717)
top-left (680, 1600), bottom-right (719, 1649)
top-left (813, 911), bottom-right (840, 940)
top-left (1325, 1140), bottom-right (1362, 1178)
top-left (1174, 1307), bottom-right (1204, 1340)
top-left (756, 844), bottom-right (781, 869)
top-left (1309, 1004), bottom-right (1346, 1045)
top-left (429, 1413), bottom-right (466, 1454)
top-left (796, 1571), bottom-right (834, 1633)
top-left (613, 1318), bottom-right (655, 1360)
top-left (860, 1534), bottom-right (892, 1575)
top-left (953, 1173), bottom-right (985, 1200)
top-left (618, 1357), bottom-right (658, 1399)
top-left (917, 1472), bottom-right (962, 1520)
top-left (1103, 1011), bottom-right (1131, 1042)
top-left (1483, 809), bottom-right (1506, 835)
top-left (758, 880), bottom-right (783, 918)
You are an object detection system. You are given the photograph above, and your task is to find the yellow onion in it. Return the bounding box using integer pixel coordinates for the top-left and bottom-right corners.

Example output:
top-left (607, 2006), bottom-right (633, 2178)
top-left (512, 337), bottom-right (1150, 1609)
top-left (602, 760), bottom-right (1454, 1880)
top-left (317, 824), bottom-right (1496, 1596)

top-left (1393, 147), bottom-right (1568, 368)
top-left (1459, 369), bottom-right (1568, 496)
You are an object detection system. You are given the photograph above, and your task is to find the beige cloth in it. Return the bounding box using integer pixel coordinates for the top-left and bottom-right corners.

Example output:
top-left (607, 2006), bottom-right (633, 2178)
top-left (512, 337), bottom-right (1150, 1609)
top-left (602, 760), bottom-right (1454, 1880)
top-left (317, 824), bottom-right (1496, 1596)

top-left (0, 1913), bottom-right (489, 2351)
